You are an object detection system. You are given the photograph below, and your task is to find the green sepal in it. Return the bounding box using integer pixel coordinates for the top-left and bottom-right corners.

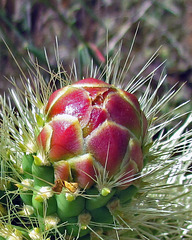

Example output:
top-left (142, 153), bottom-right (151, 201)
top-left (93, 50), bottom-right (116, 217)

top-left (86, 187), bottom-right (116, 211)
top-left (56, 193), bottom-right (85, 221)
top-left (65, 216), bottom-right (90, 238)
top-left (22, 154), bottom-right (34, 179)
top-left (32, 162), bottom-right (54, 187)
top-left (90, 206), bottom-right (113, 224)
top-left (32, 188), bottom-right (57, 217)
top-left (117, 185), bottom-right (138, 204)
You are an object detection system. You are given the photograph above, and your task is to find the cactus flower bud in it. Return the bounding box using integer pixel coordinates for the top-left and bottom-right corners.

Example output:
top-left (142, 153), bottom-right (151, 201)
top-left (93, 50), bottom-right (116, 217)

top-left (17, 77), bottom-right (147, 238)
top-left (36, 78), bottom-right (146, 190)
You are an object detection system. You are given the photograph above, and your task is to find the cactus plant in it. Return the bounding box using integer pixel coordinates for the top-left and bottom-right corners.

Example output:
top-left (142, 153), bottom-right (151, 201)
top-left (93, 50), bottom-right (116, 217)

top-left (15, 77), bottom-right (148, 238)
top-left (0, 49), bottom-right (192, 239)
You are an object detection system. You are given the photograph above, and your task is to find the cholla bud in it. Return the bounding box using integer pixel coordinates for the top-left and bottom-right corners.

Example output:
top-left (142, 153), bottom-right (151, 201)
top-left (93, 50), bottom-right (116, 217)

top-left (36, 78), bottom-right (146, 191)
top-left (13, 77), bottom-right (148, 238)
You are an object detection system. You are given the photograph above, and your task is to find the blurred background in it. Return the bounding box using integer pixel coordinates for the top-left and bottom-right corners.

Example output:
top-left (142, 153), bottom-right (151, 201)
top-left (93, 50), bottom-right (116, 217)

top-left (0, 0), bottom-right (191, 114)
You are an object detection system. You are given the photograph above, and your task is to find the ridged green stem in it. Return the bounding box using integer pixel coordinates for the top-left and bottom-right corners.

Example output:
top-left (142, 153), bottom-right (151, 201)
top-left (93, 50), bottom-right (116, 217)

top-left (90, 206), bottom-right (113, 224)
top-left (20, 190), bottom-right (33, 206)
top-left (22, 154), bottom-right (34, 179)
top-left (117, 185), bottom-right (138, 204)
top-left (32, 187), bottom-right (57, 217)
top-left (32, 163), bottom-right (54, 187)
top-left (86, 188), bottom-right (116, 211)
top-left (56, 193), bottom-right (85, 221)
top-left (65, 216), bottom-right (90, 237)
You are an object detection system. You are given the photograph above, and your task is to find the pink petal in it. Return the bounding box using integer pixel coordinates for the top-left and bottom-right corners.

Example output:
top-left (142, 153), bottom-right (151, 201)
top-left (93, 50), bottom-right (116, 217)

top-left (45, 87), bottom-right (67, 114)
top-left (105, 92), bottom-right (141, 139)
top-left (86, 121), bottom-right (130, 175)
top-left (129, 139), bottom-right (143, 171)
top-left (49, 114), bottom-right (84, 162)
top-left (37, 124), bottom-right (52, 152)
top-left (119, 160), bottom-right (138, 189)
top-left (83, 106), bottom-right (109, 137)
top-left (68, 154), bottom-right (96, 189)
top-left (118, 89), bottom-right (141, 113)
top-left (53, 160), bottom-right (71, 181)
top-left (46, 87), bottom-right (92, 128)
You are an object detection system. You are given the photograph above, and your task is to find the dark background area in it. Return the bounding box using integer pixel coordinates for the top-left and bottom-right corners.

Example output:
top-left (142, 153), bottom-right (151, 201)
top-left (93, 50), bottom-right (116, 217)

top-left (0, 0), bottom-right (191, 114)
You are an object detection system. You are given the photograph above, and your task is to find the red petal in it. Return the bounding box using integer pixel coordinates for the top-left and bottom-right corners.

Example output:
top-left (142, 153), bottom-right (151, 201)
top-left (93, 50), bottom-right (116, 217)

top-left (37, 124), bottom-right (52, 152)
top-left (46, 86), bottom-right (92, 128)
top-left (68, 154), bottom-right (96, 189)
top-left (129, 139), bottom-right (143, 171)
top-left (54, 160), bottom-right (71, 181)
top-left (49, 114), bottom-right (83, 162)
top-left (83, 106), bottom-right (109, 137)
top-left (105, 92), bottom-right (141, 139)
top-left (45, 87), bottom-right (67, 114)
top-left (118, 89), bottom-right (141, 113)
top-left (86, 121), bottom-right (130, 175)
top-left (119, 160), bottom-right (138, 189)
